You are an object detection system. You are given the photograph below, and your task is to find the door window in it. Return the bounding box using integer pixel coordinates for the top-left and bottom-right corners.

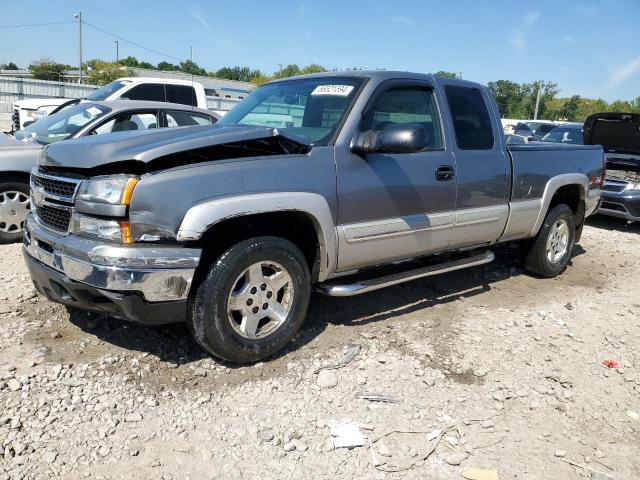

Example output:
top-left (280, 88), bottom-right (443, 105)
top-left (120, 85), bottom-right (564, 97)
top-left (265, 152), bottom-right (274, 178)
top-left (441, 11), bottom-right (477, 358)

top-left (362, 86), bottom-right (443, 149)
top-left (166, 110), bottom-right (214, 127)
top-left (166, 85), bottom-right (197, 106)
top-left (91, 111), bottom-right (159, 134)
top-left (122, 84), bottom-right (165, 102)
top-left (445, 86), bottom-right (494, 150)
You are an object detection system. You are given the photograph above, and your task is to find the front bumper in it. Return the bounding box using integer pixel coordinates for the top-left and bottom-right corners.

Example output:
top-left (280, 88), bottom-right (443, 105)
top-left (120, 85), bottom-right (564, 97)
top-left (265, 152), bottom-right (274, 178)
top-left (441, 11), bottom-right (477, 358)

top-left (23, 215), bottom-right (202, 324)
top-left (598, 188), bottom-right (640, 221)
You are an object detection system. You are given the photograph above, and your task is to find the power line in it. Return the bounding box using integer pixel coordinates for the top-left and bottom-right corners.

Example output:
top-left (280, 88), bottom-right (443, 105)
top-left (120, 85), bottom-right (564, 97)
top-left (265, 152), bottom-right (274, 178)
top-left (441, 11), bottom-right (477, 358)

top-left (1, 17), bottom-right (217, 72)
top-left (0, 21), bottom-right (75, 29)
top-left (83, 21), bottom-right (184, 63)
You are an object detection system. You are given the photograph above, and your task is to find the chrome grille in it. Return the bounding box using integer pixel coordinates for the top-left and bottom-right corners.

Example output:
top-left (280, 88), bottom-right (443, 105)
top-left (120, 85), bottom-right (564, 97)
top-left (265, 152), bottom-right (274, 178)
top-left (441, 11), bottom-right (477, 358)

top-left (32, 174), bottom-right (78, 200)
top-left (34, 204), bottom-right (72, 232)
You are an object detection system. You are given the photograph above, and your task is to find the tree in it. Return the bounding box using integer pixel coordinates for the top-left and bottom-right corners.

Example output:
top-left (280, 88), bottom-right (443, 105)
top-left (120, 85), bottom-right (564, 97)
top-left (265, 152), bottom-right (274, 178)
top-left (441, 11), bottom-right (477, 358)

top-left (0, 62), bottom-right (19, 70)
top-left (214, 66), bottom-right (263, 82)
top-left (157, 61), bottom-right (178, 71)
top-left (274, 64), bottom-right (301, 79)
top-left (300, 64), bottom-right (327, 75)
top-left (138, 61), bottom-right (154, 69)
top-left (179, 60), bottom-right (206, 76)
top-left (487, 80), bottom-right (526, 118)
top-left (28, 58), bottom-right (70, 81)
top-left (85, 60), bottom-right (134, 86)
top-left (119, 56), bottom-right (140, 68)
top-left (251, 74), bottom-right (273, 86)
top-left (433, 70), bottom-right (461, 78)
top-left (556, 95), bottom-right (581, 121)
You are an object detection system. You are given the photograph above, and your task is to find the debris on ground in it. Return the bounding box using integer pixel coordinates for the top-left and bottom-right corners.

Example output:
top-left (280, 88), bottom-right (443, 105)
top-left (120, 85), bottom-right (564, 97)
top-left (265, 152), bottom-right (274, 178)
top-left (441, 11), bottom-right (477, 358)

top-left (602, 359), bottom-right (620, 369)
top-left (355, 391), bottom-right (399, 403)
top-left (329, 421), bottom-right (365, 449)
top-left (461, 467), bottom-right (500, 480)
top-left (314, 344), bottom-right (360, 374)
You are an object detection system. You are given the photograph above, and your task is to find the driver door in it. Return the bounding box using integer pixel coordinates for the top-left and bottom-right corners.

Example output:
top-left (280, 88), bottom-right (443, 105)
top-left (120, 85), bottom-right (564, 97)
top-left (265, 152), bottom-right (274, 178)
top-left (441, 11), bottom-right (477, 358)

top-left (335, 80), bottom-right (457, 271)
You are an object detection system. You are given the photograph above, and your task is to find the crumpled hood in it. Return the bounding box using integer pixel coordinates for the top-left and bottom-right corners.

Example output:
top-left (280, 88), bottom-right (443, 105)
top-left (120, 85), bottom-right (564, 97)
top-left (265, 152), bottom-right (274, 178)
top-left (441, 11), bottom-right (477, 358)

top-left (40, 124), bottom-right (311, 172)
top-left (0, 132), bottom-right (42, 152)
top-left (583, 112), bottom-right (640, 155)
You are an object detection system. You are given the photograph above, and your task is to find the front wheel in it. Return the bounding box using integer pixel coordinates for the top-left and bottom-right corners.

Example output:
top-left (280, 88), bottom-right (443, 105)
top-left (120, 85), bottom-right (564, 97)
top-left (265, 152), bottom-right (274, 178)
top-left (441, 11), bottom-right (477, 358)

top-left (189, 236), bottom-right (311, 363)
top-left (0, 180), bottom-right (31, 244)
top-left (523, 204), bottom-right (576, 278)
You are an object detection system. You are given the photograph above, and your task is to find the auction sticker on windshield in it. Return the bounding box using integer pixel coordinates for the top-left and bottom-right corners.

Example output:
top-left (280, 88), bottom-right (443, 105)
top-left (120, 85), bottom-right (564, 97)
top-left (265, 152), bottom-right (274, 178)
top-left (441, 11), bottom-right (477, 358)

top-left (311, 85), bottom-right (354, 96)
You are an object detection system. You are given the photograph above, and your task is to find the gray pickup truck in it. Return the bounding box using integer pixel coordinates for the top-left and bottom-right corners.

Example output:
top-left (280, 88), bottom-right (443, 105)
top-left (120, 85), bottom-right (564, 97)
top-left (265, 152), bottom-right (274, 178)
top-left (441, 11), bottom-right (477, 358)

top-left (23, 71), bottom-right (604, 362)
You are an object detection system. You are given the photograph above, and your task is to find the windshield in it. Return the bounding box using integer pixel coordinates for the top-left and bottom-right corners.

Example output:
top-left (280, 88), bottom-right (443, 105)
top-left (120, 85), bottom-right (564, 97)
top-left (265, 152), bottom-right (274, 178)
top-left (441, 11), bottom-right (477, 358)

top-left (533, 123), bottom-right (556, 136)
top-left (218, 77), bottom-right (364, 145)
top-left (541, 126), bottom-right (583, 145)
top-left (17, 103), bottom-right (110, 144)
top-left (85, 80), bottom-right (129, 101)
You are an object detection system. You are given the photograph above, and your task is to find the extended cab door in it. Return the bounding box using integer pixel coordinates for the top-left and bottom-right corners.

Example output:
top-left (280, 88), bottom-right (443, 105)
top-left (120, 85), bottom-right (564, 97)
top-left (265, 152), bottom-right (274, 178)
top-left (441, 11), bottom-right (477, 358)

top-left (441, 84), bottom-right (510, 248)
top-left (335, 79), bottom-right (457, 271)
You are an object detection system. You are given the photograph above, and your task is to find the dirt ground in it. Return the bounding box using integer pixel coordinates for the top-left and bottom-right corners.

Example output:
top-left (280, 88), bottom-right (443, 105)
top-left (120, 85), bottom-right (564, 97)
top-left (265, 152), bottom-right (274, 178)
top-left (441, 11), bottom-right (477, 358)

top-left (0, 215), bottom-right (639, 480)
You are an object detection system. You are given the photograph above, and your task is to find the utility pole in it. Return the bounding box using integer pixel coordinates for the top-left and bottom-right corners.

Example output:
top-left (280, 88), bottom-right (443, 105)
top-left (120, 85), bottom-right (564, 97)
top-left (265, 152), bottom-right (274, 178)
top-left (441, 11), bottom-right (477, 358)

top-left (534, 81), bottom-right (541, 120)
top-left (115, 40), bottom-right (119, 62)
top-left (74, 12), bottom-right (83, 84)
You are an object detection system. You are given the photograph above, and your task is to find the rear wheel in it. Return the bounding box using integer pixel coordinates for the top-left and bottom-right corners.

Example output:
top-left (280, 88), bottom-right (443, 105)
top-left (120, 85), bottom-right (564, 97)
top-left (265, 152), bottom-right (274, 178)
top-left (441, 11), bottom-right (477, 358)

top-left (0, 180), bottom-right (30, 244)
top-left (189, 236), bottom-right (311, 363)
top-left (523, 204), bottom-right (576, 278)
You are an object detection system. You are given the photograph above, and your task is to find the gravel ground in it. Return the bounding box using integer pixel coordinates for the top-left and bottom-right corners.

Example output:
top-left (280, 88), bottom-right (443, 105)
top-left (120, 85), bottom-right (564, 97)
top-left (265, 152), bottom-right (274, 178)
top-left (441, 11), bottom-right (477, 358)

top-left (1, 216), bottom-right (639, 480)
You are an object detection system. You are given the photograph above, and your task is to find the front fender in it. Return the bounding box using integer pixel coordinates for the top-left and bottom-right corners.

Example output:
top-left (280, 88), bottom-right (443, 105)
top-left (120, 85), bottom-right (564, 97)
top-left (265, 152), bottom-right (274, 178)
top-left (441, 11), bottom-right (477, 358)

top-left (176, 192), bottom-right (337, 281)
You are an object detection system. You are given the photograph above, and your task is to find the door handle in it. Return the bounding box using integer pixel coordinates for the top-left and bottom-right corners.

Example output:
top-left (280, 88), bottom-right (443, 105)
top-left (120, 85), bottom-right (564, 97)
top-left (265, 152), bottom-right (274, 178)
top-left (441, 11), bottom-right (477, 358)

top-left (436, 165), bottom-right (455, 181)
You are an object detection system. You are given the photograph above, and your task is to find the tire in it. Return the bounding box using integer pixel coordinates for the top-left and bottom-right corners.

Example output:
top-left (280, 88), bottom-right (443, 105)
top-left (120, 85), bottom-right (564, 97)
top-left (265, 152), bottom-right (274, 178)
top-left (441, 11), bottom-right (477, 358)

top-left (0, 179), bottom-right (31, 244)
top-left (523, 204), bottom-right (576, 278)
top-left (189, 236), bottom-right (311, 363)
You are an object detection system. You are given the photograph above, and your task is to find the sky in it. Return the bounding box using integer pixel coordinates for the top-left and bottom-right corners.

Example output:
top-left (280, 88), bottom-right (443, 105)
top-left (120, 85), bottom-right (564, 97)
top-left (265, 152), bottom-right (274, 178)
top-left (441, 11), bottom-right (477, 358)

top-left (1, 0), bottom-right (639, 102)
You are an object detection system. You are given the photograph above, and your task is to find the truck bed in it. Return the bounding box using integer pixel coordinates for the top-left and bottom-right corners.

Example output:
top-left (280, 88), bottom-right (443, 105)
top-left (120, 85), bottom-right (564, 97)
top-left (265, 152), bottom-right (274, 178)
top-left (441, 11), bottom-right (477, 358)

top-left (507, 143), bottom-right (603, 201)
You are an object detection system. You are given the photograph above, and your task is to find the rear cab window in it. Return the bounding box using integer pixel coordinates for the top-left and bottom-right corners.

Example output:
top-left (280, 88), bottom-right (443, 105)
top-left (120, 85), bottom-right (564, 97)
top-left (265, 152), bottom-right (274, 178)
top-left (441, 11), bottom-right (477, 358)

top-left (166, 85), bottom-right (197, 106)
top-left (445, 86), bottom-right (494, 150)
top-left (122, 83), bottom-right (166, 102)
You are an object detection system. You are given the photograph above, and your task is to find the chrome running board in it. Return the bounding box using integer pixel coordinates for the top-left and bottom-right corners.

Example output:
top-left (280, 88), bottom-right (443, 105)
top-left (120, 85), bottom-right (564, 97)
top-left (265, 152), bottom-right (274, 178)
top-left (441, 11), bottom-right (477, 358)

top-left (317, 250), bottom-right (494, 297)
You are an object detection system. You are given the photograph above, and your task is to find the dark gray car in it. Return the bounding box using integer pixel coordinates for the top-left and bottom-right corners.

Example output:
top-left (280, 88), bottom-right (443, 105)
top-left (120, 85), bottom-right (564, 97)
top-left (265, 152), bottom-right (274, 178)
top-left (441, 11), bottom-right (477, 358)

top-left (584, 112), bottom-right (640, 221)
top-left (0, 100), bottom-right (218, 242)
top-left (23, 71), bottom-right (604, 363)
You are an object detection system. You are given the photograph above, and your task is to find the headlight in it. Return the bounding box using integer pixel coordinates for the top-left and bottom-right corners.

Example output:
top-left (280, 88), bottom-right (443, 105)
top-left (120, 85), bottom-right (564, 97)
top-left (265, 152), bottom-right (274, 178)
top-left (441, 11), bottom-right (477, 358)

top-left (77, 175), bottom-right (138, 205)
top-left (70, 213), bottom-right (133, 244)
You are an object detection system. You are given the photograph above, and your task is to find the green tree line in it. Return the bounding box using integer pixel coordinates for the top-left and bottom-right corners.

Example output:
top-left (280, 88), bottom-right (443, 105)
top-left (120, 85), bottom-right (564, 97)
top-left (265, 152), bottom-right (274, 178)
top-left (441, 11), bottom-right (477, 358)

top-left (10, 58), bottom-right (639, 121)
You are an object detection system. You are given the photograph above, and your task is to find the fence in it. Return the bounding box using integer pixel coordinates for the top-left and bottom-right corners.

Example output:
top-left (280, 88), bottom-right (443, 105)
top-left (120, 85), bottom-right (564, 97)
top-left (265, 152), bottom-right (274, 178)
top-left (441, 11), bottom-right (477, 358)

top-left (0, 76), bottom-right (242, 112)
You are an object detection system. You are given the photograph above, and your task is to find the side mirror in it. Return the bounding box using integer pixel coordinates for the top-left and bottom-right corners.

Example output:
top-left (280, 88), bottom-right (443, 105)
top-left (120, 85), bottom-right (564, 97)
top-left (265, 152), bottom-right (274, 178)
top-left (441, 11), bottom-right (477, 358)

top-left (352, 123), bottom-right (429, 155)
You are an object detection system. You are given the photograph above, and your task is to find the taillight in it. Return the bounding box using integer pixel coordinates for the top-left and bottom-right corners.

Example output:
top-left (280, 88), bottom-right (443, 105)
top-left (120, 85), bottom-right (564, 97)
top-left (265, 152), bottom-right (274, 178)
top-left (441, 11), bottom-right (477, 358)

top-left (601, 153), bottom-right (607, 188)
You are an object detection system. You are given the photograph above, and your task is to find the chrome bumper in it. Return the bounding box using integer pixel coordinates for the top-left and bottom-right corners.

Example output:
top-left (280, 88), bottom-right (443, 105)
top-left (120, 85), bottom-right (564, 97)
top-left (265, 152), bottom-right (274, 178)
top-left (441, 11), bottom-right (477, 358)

top-left (24, 214), bottom-right (201, 302)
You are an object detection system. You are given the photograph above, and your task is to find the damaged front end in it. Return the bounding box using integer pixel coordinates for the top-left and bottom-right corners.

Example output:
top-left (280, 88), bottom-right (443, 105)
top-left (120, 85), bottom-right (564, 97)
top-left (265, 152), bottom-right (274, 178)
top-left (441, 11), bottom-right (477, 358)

top-left (39, 124), bottom-right (311, 176)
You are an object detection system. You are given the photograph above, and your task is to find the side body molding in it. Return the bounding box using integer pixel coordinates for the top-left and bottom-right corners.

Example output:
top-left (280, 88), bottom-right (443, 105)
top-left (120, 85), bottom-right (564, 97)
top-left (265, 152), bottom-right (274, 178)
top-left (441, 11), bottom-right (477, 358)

top-left (176, 192), bottom-right (337, 281)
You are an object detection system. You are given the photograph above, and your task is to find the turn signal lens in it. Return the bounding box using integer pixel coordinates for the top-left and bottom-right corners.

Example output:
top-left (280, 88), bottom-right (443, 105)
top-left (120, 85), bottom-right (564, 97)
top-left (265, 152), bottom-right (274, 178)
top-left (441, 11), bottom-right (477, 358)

top-left (121, 178), bottom-right (138, 205)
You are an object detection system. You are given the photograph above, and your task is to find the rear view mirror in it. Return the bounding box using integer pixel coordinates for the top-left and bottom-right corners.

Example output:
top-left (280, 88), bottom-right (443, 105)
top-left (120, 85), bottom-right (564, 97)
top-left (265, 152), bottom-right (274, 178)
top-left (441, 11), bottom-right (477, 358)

top-left (352, 123), bottom-right (428, 155)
